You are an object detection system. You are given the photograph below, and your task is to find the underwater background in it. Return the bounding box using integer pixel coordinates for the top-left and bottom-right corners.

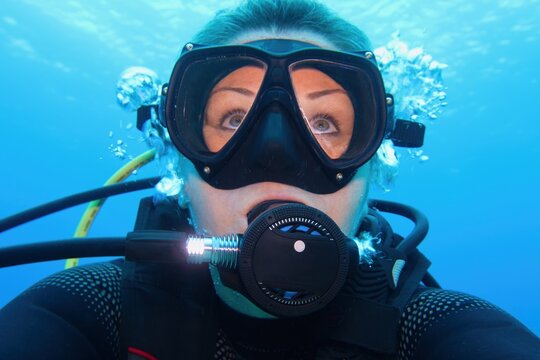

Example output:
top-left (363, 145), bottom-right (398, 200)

top-left (1, 0), bottom-right (538, 335)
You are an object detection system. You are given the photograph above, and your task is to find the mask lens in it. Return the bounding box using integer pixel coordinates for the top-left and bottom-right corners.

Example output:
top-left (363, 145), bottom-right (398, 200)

top-left (289, 60), bottom-right (378, 161)
top-left (171, 57), bottom-right (267, 154)
top-left (203, 63), bottom-right (267, 152)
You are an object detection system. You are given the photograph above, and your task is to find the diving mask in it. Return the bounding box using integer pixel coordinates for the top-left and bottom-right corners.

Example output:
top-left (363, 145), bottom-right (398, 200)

top-left (155, 39), bottom-right (424, 193)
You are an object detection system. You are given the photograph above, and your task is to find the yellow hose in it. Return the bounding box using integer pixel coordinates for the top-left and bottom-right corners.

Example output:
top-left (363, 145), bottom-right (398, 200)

top-left (64, 149), bottom-right (156, 269)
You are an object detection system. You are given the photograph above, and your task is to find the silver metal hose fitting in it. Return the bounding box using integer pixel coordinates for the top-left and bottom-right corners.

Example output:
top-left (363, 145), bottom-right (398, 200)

top-left (185, 234), bottom-right (241, 269)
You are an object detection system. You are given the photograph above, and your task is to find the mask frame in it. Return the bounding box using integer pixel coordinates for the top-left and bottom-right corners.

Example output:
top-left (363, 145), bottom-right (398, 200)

top-left (163, 40), bottom-right (391, 193)
top-left (147, 40), bottom-right (424, 193)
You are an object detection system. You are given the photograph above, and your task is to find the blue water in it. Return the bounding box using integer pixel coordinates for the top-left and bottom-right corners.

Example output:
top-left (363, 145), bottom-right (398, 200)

top-left (1, 0), bottom-right (539, 336)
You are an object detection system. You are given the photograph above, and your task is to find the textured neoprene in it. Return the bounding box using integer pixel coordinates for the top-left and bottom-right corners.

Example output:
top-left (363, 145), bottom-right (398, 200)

top-left (0, 260), bottom-right (538, 359)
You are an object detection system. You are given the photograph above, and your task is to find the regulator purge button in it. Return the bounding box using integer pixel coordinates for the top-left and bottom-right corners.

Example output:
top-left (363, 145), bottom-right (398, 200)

top-left (294, 240), bottom-right (306, 253)
top-left (239, 203), bottom-right (350, 317)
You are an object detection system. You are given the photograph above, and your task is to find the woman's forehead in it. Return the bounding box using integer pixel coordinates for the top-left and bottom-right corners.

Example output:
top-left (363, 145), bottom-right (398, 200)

top-left (230, 29), bottom-right (338, 50)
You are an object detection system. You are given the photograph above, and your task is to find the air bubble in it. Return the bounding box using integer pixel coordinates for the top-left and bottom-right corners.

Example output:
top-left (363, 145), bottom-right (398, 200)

top-left (374, 33), bottom-right (448, 125)
top-left (156, 174), bottom-right (184, 197)
top-left (116, 67), bottom-right (161, 112)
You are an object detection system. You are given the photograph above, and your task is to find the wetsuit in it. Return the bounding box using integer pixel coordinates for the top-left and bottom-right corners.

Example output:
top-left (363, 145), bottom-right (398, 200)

top-left (0, 197), bottom-right (538, 359)
top-left (0, 260), bottom-right (538, 359)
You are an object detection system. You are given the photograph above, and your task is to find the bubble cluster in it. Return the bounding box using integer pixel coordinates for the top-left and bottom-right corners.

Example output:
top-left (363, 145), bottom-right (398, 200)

top-left (353, 231), bottom-right (382, 265)
top-left (137, 107), bottom-right (187, 200)
top-left (156, 169), bottom-right (184, 197)
top-left (108, 139), bottom-right (128, 160)
top-left (408, 149), bottom-right (430, 163)
top-left (109, 66), bottom-right (163, 161)
top-left (114, 70), bottom-right (184, 199)
top-left (375, 33), bottom-right (448, 123)
top-left (106, 124), bottom-right (139, 161)
top-left (140, 107), bottom-right (168, 155)
top-left (115, 66), bottom-right (161, 112)
top-left (374, 140), bottom-right (400, 192)
top-left (371, 34), bottom-right (449, 179)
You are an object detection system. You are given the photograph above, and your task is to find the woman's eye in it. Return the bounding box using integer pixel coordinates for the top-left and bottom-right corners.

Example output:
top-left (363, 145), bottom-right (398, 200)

top-left (220, 109), bottom-right (246, 130)
top-left (309, 114), bottom-right (339, 134)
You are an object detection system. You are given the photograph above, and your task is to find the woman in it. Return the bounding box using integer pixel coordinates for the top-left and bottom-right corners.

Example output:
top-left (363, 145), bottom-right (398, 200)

top-left (0, 1), bottom-right (538, 359)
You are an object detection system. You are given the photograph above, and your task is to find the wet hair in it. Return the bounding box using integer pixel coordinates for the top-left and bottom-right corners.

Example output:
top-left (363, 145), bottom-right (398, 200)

top-left (192, 0), bottom-right (372, 52)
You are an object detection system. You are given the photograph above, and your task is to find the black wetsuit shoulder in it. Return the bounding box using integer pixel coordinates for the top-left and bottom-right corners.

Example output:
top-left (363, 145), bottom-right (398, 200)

top-left (399, 288), bottom-right (540, 360)
top-left (0, 261), bottom-right (538, 359)
top-left (0, 261), bottom-right (123, 360)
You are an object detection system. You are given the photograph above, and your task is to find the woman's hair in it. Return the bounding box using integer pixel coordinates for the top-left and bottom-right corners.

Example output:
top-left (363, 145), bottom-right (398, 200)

top-left (192, 0), bottom-right (372, 52)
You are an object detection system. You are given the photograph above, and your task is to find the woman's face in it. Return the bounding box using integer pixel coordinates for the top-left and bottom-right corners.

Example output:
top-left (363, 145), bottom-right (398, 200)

top-left (178, 33), bottom-right (372, 238)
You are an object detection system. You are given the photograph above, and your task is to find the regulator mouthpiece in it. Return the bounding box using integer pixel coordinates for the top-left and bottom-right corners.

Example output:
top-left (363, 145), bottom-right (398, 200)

top-left (238, 203), bottom-right (353, 317)
top-left (127, 202), bottom-right (410, 318)
top-left (184, 203), bottom-right (355, 317)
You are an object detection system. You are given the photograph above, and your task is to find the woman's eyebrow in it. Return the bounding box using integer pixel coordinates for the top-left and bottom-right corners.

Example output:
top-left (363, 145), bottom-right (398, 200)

top-left (306, 88), bottom-right (346, 100)
top-left (211, 86), bottom-right (255, 96)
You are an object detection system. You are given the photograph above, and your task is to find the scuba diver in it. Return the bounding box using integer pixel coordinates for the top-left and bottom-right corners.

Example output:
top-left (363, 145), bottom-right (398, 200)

top-left (0, 0), bottom-right (539, 359)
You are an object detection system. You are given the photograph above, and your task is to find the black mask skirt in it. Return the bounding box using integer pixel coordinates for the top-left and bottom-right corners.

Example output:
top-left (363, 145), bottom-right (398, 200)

top-left (162, 39), bottom-right (392, 194)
